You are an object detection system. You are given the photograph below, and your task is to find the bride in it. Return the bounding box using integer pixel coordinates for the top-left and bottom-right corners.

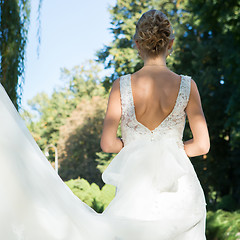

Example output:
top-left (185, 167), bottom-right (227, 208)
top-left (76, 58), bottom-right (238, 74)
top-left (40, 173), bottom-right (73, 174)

top-left (0, 9), bottom-right (210, 240)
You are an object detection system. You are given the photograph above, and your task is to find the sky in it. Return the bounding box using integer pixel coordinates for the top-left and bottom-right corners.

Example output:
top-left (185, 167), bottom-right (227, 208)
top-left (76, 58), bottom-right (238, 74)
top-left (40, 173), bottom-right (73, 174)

top-left (21, 0), bottom-right (115, 111)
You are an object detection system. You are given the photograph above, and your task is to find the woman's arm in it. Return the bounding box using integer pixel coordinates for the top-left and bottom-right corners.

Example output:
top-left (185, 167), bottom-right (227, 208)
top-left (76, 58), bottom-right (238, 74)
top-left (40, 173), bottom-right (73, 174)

top-left (184, 79), bottom-right (210, 157)
top-left (100, 78), bottom-right (123, 153)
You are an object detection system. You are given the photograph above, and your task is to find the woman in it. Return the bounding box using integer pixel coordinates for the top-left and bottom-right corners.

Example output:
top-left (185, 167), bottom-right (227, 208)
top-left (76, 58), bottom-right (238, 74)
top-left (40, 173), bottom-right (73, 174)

top-left (0, 9), bottom-right (209, 240)
top-left (100, 9), bottom-right (210, 239)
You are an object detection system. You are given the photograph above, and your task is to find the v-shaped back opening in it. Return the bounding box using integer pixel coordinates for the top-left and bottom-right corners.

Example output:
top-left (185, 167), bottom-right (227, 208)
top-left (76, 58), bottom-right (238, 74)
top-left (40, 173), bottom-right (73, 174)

top-left (129, 74), bottom-right (183, 132)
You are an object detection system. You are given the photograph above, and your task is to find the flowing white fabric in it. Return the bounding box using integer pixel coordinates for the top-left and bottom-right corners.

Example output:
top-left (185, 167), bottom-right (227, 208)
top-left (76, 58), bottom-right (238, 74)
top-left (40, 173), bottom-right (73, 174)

top-left (0, 74), bottom-right (207, 240)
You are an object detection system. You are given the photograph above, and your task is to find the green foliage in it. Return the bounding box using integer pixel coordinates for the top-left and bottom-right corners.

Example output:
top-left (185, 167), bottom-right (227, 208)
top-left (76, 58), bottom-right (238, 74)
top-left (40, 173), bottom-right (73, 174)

top-left (57, 95), bottom-right (108, 187)
top-left (60, 60), bottom-right (107, 101)
top-left (174, 0), bottom-right (240, 210)
top-left (21, 60), bottom-right (107, 154)
top-left (216, 195), bottom-right (238, 212)
top-left (22, 60), bottom-right (118, 186)
top-left (97, 0), bottom-right (240, 210)
top-left (96, 0), bottom-right (178, 90)
top-left (95, 151), bottom-right (116, 173)
top-left (0, 0), bottom-right (43, 109)
top-left (65, 178), bottom-right (116, 213)
top-left (21, 90), bottom-right (76, 153)
top-left (206, 209), bottom-right (240, 240)
top-left (0, 0), bottom-right (30, 109)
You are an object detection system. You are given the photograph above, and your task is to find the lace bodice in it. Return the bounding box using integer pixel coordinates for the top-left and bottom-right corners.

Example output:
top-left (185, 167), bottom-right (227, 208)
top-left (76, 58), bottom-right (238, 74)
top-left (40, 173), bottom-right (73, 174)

top-left (119, 74), bottom-right (191, 148)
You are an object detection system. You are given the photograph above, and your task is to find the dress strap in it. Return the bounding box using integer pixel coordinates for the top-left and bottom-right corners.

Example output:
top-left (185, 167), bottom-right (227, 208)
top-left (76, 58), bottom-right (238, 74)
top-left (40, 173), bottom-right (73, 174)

top-left (178, 75), bottom-right (191, 111)
top-left (119, 74), bottom-right (132, 118)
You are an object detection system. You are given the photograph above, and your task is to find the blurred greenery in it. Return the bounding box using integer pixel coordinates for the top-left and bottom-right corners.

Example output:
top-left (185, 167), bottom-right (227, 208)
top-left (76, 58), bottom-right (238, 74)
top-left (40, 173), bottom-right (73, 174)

top-left (206, 209), bottom-right (240, 240)
top-left (21, 60), bottom-right (107, 150)
top-left (0, 0), bottom-right (30, 109)
top-left (0, 0), bottom-right (42, 109)
top-left (21, 60), bottom-right (114, 186)
top-left (64, 178), bottom-right (116, 213)
top-left (57, 94), bottom-right (108, 186)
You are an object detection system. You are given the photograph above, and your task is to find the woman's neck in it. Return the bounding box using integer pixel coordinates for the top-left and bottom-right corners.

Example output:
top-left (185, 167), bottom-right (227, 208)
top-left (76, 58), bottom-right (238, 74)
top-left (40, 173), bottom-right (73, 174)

top-left (143, 55), bottom-right (167, 67)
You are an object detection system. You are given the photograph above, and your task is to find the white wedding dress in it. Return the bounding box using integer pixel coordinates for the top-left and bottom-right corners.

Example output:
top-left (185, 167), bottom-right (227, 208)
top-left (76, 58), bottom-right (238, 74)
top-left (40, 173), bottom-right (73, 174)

top-left (0, 74), bottom-right (207, 240)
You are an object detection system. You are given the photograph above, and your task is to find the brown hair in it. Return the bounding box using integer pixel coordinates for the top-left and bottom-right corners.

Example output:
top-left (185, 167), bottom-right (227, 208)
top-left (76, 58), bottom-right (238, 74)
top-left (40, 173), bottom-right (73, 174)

top-left (133, 10), bottom-right (175, 57)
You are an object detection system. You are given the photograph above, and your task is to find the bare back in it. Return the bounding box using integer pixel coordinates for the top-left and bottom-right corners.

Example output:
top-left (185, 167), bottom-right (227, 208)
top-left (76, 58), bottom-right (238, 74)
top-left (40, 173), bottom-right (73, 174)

top-left (131, 68), bottom-right (182, 131)
top-left (101, 67), bottom-right (210, 156)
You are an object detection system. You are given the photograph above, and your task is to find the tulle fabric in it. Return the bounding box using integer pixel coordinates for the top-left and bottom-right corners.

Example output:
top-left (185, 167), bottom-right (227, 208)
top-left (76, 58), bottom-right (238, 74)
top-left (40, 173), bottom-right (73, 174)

top-left (102, 138), bottom-right (207, 239)
top-left (0, 84), bottom-right (206, 240)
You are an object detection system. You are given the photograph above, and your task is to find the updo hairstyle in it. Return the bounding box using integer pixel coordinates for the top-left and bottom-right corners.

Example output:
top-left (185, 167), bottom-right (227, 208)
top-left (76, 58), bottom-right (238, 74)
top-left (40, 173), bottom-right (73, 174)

top-left (133, 10), bottom-right (175, 57)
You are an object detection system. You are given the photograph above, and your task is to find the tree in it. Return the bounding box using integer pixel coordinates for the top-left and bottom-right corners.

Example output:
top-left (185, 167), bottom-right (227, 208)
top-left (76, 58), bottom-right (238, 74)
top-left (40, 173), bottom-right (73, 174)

top-left (173, 0), bottom-right (240, 209)
top-left (21, 60), bottom-right (111, 181)
top-left (0, 0), bottom-right (30, 109)
top-left (57, 95), bottom-right (108, 187)
top-left (0, 0), bottom-right (43, 110)
top-left (21, 60), bottom-right (107, 149)
top-left (97, 0), bottom-right (240, 209)
top-left (96, 0), bottom-right (180, 89)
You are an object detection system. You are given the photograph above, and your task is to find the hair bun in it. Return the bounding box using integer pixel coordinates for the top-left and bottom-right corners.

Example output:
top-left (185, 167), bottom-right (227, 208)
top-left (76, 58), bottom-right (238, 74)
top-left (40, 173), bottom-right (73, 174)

top-left (134, 10), bottom-right (174, 57)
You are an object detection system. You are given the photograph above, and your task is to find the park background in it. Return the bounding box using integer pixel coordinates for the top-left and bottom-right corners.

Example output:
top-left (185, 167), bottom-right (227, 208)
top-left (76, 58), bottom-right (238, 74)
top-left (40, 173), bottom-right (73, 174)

top-left (0, 0), bottom-right (240, 239)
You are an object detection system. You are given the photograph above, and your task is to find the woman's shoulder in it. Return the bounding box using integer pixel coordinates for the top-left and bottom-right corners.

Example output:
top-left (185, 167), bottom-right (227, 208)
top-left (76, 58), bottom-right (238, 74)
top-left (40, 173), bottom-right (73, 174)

top-left (114, 71), bottom-right (196, 90)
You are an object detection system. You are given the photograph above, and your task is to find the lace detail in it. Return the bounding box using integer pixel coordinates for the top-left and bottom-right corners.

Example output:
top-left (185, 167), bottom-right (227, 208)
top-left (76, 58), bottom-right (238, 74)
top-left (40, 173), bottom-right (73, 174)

top-left (119, 74), bottom-right (191, 147)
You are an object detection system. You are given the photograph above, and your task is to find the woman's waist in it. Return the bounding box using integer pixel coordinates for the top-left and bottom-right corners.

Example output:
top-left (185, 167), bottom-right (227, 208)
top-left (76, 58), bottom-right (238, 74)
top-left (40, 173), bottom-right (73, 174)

top-left (122, 132), bottom-right (184, 149)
